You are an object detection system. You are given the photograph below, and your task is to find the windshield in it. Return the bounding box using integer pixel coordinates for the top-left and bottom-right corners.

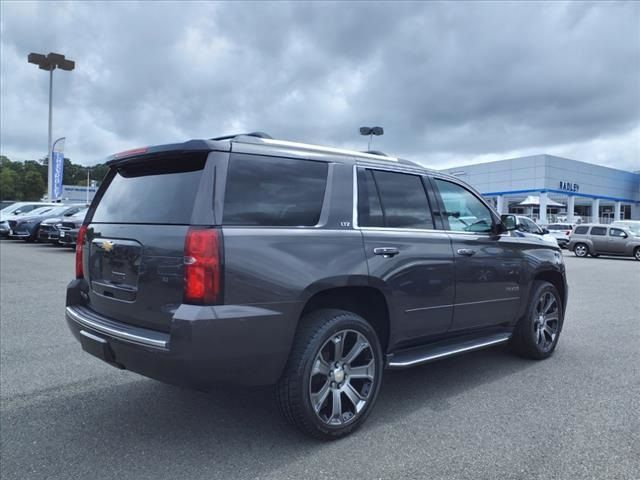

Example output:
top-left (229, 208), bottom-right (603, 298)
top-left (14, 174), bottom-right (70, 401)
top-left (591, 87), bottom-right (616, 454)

top-left (24, 207), bottom-right (55, 216)
top-left (613, 222), bottom-right (640, 235)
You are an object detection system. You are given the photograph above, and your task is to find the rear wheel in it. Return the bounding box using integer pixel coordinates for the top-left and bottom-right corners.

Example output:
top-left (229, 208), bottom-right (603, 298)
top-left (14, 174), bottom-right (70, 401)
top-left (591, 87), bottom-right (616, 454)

top-left (573, 243), bottom-right (588, 257)
top-left (634, 247), bottom-right (640, 261)
top-left (511, 281), bottom-right (563, 360)
top-left (277, 309), bottom-right (383, 440)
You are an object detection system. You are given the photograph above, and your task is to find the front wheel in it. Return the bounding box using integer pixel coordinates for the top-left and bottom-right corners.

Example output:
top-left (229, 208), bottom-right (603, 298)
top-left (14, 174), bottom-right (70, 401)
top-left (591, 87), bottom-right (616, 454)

top-left (511, 281), bottom-right (563, 360)
top-left (634, 247), bottom-right (640, 261)
top-left (573, 243), bottom-right (588, 257)
top-left (277, 309), bottom-right (383, 440)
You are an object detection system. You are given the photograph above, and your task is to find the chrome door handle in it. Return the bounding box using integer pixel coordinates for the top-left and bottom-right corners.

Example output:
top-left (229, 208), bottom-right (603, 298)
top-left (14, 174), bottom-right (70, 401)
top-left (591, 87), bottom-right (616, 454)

top-left (373, 247), bottom-right (400, 257)
top-left (457, 248), bottom-right (476, 256)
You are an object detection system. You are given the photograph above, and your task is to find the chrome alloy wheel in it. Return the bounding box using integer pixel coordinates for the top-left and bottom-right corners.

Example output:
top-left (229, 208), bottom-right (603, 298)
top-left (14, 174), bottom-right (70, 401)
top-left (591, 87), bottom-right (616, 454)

top-left (574, 244), bottom-right (588, 257)
top-left (308, 329), bottom-right (376, 426)
top-left (533, 291), bottom-right (560, 352)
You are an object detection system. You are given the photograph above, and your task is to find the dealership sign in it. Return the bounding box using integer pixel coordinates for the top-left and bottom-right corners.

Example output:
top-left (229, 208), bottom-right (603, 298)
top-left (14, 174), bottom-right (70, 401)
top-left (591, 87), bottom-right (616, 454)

top-left (559, 181), bottom-right (579, 192)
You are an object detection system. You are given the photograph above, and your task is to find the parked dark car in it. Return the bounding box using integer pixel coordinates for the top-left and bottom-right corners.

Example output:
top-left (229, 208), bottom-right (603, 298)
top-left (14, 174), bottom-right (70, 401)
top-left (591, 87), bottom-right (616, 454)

top-left (57, 208), bottom-right (88, 247)
top-left (66, 134), bottom-right (568, 439)
top-left (12, 205), bottom-right (83, 242)
top-left (1, 202), bottom-right (58, 237)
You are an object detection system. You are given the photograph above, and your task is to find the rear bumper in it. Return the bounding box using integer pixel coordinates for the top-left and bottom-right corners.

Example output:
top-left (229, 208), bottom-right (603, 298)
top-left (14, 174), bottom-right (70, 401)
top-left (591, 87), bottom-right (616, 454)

top-left (65, 281), bottom-right (299, 387)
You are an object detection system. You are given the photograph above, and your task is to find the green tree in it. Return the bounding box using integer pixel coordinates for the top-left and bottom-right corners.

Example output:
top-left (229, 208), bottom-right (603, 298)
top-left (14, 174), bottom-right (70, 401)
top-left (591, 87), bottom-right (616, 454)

top-left (21, 170), bottom-right (45, 200)
top-left (0, 168), bottom-right (19, 200)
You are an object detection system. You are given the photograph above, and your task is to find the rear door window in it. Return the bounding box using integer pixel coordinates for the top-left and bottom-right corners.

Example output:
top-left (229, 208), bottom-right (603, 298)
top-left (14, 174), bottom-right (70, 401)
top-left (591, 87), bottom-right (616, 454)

top-left (590, 227), bottom-right (607, 236)
top-left (574, 226), bottom-right (588, 235)
top-left (223, 154), bottom-right (328, 227)
top-left (92, 153), bottom-right (206, 224)
top-left (358, 169), bottom-right (433, 229)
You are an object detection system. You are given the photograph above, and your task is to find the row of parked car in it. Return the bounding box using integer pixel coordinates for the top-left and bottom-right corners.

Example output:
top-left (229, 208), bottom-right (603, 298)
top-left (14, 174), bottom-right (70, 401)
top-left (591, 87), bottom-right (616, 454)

top-left (0, 201), bottom-right (87, 247)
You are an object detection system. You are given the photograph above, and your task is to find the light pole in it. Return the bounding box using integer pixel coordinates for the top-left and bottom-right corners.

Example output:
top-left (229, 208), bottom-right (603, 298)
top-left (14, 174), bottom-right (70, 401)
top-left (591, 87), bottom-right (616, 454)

top-left (27, 52), bottom-right (75, 201)
top-left (359, 126), bottom-right (384, 151)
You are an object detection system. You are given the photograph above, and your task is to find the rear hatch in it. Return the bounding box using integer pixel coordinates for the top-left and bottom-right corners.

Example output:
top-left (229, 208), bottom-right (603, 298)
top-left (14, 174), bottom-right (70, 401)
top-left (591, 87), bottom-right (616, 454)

top-left (84, 151), bottom-right (212, 332)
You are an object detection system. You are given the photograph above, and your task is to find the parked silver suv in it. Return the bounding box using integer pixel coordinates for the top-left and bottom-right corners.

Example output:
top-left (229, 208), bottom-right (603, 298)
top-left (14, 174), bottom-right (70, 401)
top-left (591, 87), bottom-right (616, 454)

top-left (568, 224), bottom-right (640, 260)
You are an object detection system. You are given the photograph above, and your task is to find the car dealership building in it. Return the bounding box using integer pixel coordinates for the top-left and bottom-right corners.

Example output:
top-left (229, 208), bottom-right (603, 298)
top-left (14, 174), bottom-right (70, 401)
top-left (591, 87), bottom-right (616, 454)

top-left (443, 154), bottom-right (640, 224)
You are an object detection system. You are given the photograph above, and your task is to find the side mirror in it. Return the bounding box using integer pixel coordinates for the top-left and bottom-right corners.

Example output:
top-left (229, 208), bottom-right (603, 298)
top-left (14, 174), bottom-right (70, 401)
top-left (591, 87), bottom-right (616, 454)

top-left (500, 214), bottom-right (517, 231)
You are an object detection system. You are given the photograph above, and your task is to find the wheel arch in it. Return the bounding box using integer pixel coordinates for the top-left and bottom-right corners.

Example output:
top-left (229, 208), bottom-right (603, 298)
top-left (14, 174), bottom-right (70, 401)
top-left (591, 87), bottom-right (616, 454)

top-left (534, 269), bottom-right (567, 316)
top-left (299, 285), bottom-right (391, 353)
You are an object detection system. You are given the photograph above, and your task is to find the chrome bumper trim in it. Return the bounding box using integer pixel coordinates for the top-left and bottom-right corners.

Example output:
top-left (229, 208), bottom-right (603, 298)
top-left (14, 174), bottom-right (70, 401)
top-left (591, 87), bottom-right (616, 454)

top-left (66, 305), bottom-right (169, 349)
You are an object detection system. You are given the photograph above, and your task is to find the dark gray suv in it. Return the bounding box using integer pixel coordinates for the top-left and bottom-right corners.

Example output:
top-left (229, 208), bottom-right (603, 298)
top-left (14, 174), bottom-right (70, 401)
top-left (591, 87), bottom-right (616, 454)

top-left (66, 133), bottom-right (568, 439)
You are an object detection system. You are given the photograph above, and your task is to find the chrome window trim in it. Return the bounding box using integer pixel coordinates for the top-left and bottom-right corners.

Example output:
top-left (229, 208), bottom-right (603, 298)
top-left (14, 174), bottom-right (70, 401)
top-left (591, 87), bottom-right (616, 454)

top-left (353, 165), bottom-right (506, 236)
top-left (352, 164), bottom-right (441, 233)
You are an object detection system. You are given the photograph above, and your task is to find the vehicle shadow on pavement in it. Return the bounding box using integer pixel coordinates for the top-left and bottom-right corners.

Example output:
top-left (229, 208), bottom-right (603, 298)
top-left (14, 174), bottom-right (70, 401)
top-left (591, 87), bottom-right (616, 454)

top-left (2, 346), bottom-right (535, 479)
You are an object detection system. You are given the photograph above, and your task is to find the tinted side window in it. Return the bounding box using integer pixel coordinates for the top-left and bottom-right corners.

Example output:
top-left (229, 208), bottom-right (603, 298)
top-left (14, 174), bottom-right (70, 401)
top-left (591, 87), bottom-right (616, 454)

top-left (574, 226), bottom-right (589, 234)
top-left (357, 169), bottom-right (384, 227)
top-left (373, 170), bottom-right (433, 229)
top-left (358, 169), bottom-right (433, 229)
top-left (609, 228), bottom-right (626, 237)
top-left (224, 155), bottom-right (328, 227)
top-left (433, 179), bottom-right (493, 233)
top-left (590, 227), bottom-right (607, 236)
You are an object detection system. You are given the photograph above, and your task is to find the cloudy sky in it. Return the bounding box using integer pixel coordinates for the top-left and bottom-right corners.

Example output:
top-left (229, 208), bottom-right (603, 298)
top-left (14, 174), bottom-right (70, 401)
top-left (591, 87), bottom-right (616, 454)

top-left (1, 1), bottom-right (639, 170)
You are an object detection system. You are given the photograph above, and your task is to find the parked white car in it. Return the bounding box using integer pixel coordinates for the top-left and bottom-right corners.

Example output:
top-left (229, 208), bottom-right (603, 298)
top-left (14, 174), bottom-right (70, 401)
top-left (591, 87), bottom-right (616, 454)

top-left (546, 223), bottom-right (575, 248)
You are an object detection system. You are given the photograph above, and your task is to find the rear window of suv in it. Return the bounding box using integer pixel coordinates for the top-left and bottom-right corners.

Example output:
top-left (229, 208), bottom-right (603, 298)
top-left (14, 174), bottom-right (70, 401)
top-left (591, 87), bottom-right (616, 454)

top-left (223, 154), bottom-right (328, 227)
top-left (573, 226), bottom-right (589, 235)
top-left (92, 153), bottom-right (206, 224)
top-left (590, 227), bottom-right (607, 236)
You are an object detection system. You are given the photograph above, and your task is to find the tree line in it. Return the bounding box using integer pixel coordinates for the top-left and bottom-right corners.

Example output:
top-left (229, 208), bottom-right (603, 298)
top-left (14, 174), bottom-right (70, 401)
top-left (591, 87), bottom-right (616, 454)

top-left (0, 156), bottom-right (109, 201)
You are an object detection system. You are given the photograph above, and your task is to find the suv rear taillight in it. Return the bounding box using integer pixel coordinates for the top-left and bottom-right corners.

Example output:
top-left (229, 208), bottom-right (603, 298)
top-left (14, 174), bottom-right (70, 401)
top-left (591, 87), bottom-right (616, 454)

top-left (183, 227), bottom-right (222, 305)
top-left (75, 225), bottom-right (87, 279)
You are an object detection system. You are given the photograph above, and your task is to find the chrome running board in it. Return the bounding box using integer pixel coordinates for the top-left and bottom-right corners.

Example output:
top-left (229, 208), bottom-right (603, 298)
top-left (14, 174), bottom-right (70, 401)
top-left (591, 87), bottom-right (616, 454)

top-left (387, 332), bottom-right (511, 369)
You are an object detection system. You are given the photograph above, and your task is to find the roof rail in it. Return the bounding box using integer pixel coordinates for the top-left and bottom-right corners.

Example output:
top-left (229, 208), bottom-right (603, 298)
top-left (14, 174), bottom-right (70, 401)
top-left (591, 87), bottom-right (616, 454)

top-left (363, 150), bottom-right (389, 157)
top-left (211, 132), bottom-right (273, 141)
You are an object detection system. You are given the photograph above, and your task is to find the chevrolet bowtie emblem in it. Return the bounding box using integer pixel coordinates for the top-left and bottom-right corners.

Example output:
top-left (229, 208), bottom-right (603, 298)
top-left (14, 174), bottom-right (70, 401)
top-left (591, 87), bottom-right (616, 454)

top-left (100, 240), bottom-right (114, 252)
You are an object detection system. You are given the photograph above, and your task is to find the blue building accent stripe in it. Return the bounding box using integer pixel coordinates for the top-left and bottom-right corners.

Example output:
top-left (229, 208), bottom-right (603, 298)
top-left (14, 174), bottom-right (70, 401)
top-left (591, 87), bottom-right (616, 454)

top-left (481, 188), bottom-right (639, 204)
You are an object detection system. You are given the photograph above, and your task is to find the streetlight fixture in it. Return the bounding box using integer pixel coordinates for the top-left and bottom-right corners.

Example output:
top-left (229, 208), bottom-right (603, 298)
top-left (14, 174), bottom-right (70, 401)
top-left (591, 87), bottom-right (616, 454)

top-left (27, 52), bottom-right (75, 201)
top-left (359, 126), bottom-right (384, 150)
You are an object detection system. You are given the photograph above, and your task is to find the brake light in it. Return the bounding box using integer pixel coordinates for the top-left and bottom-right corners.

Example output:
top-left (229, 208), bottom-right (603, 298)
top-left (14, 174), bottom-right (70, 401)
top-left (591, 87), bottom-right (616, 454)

top-left (114, 146), bottom-right (148, 158)
top-left (183, 227), bottom-right (221, 304)
top-left (75, 225), bottom-right (87, 279)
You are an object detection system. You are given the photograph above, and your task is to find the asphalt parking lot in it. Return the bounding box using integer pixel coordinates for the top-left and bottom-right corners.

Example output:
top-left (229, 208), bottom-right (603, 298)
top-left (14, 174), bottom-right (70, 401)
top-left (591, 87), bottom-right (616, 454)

top-left (1, 240), bottom-right (638, 480)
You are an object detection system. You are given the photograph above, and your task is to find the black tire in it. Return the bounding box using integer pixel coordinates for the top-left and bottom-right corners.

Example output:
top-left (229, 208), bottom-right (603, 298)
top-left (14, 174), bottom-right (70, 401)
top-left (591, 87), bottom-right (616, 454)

top-left (276, 309), bottom-right (384, 440)
top-left (511, 281), bottom-right (563, 360)
top-left (573, 243), bottom-right (588, 257)
top-left (634, 247), bottom-right (640, 261)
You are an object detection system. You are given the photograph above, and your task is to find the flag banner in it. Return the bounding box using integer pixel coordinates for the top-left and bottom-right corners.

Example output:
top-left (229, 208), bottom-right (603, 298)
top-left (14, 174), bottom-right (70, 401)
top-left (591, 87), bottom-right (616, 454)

top-left (52, 137), bottom-right (65, 200)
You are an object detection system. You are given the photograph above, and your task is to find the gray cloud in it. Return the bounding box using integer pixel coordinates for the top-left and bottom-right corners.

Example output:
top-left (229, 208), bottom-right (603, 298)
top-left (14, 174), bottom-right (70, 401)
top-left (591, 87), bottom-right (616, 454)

top-left (1, 1), bottom-right (639, 170)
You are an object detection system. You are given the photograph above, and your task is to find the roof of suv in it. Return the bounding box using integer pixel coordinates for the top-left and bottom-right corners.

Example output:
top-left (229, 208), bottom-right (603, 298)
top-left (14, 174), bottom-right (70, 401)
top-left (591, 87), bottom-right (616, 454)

top-left (107, 132), bottom-right (458, 182)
